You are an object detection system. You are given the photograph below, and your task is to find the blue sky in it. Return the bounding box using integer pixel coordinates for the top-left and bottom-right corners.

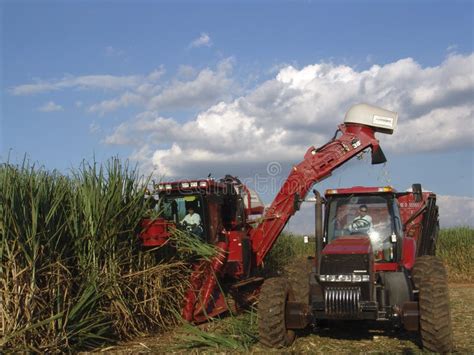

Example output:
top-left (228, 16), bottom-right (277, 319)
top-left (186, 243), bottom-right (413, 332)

top-left (1, 0), bottom-right (473, 231)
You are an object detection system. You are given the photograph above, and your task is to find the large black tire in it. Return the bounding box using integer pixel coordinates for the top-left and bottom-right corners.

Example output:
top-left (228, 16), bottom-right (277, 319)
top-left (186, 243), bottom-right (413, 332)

top-left (412, 256), bottom-right (453, 352)
top-left (418, 274), bottom-right (454, 353)
top-left (258, 277), bottom-right (295, 348)
top-left (412, 255), bottom-right (447, 288)
top-left (285, 258), bottom-right (312, 304)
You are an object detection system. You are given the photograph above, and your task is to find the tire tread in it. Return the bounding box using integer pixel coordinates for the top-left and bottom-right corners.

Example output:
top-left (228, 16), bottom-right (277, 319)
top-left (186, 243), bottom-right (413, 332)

top-left (258, 277), bottom-right (295, 348)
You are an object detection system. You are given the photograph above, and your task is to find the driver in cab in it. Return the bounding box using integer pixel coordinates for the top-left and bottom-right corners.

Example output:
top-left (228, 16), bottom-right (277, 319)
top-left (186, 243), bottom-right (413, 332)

top-left (181, 207), bottom-right (203, 236)
top-left (348, 205), bottom-right (373, 233)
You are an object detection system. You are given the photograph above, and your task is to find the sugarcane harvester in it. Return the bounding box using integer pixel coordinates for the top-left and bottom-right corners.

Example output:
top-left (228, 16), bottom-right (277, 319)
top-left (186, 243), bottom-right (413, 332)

top-left (139, 104), bottom-right (452, 352)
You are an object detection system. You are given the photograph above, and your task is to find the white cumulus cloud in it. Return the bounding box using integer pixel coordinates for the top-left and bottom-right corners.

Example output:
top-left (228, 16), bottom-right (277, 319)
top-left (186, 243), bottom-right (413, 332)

top-left (148, 58), bottom-right (234, 110)
top-left (104, 46), bottom-right (124, 57)
top-left (104, 53), bottom-right (473, 178)
top-left (37, 101), bottom-right (63, 112)
top-left (189, 32), bottom-right (212, 48)
top-left (88, 91), bottom-right (144, 116)
top-left (10, 71), bottom-right (162, 96)
top-left (437, 195), bottom-right (474, 227)
top-left (89, 59), bottom-right (234, 115)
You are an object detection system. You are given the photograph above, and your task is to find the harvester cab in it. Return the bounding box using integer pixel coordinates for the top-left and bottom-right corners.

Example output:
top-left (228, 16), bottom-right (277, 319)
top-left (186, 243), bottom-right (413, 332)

top-left (139, 176), bottom-right (264, 247)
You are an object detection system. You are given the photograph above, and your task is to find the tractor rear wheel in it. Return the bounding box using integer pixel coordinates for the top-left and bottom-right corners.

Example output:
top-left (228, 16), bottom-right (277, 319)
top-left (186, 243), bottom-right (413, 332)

top-left (418, 274), bottom-right (453, 352)
top-left (412, 255), bottom-right (447, 288)
top-left (258, 277), bottom-right (295, 348)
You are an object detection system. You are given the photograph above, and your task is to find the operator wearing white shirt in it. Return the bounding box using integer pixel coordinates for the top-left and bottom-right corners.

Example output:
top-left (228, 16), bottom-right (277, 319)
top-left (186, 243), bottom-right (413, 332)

top-left (348, 205), bottom-right (373, 232)
top-left (181, 207), bottom-right (203, 237)
top-left (181, 207), bottom-right (201, 226)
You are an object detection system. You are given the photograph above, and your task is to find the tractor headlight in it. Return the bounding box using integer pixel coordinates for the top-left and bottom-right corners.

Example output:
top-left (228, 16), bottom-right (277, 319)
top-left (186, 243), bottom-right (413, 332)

top-left (337, 275), bottom-right (352, 282)
top-left (318, 274), bottom-right (370, 282)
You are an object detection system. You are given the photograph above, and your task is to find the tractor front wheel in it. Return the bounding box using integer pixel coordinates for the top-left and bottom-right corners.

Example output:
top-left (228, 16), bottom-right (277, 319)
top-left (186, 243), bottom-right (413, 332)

top-left (257, 277), bottom-right (295, 348)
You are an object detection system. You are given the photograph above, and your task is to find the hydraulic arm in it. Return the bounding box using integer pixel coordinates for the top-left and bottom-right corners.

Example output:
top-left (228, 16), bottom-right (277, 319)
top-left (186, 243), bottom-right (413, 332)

top-left (251, 123), bottom-right (391, 266)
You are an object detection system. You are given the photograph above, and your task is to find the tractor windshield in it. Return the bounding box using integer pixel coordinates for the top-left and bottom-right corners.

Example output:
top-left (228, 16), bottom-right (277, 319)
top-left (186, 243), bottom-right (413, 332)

top-left (158, 194), bottom-right (204, 225)
top-left (326, 194), bottom-right (397, 261)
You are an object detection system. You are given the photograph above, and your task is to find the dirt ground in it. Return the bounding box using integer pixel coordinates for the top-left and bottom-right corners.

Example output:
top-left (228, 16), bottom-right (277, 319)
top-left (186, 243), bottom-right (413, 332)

top-left (103, 284), bottom-right (474, 353)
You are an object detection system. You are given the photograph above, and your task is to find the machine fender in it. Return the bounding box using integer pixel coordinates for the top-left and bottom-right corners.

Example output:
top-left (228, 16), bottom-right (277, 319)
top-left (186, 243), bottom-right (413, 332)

top-left (382, 271), bottom-right (412, 306)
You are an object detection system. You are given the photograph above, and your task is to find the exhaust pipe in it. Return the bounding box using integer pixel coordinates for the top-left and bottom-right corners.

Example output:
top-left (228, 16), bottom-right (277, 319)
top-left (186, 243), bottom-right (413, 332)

top-left (314, 189), bottom-right (323, 274)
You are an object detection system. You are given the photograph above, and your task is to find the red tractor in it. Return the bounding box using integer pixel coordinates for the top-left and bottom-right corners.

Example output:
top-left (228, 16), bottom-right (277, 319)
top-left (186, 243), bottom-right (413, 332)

top-left (258, 184), bottom-right (452, 353)
top-left (139, 104), bottom-right (452, 352)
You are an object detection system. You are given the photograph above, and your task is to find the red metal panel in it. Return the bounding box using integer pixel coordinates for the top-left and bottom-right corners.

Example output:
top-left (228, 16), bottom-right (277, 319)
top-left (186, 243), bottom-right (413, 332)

top-left (227, 230), bottom-right (246, 262)
top-left (321, 236), bottom-right (372, 255)
top-left (374, 262), bottom-right (398, 271)
top-left (401, 237), bottom-right (417, 270)
top-left (139, 218), bottom-right (172, 246)
top-left (207, 200), bottom-right (222, 244)
top-left (397, 192), bottom-right (431, 249)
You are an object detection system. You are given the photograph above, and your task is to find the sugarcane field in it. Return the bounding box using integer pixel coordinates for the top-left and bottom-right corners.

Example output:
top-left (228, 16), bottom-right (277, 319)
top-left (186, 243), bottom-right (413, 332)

top-left (2, 1), bottom-right (474, 353)
top-left (1, 159), bottom-right (473, 352)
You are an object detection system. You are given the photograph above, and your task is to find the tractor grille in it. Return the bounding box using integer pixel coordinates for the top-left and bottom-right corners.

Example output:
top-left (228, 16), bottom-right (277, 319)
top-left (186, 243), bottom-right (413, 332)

top-left (324, 286), bottom-right (361, 317)
top-left (320, 254), bottom-right (369, 275)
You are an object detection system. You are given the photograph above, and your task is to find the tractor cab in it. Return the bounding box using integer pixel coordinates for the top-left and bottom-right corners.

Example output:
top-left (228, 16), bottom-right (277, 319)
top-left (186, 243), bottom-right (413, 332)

top-left (139, 176), bottom-right (264, 247)
top-left (324, 186), bottom-right (402, 263)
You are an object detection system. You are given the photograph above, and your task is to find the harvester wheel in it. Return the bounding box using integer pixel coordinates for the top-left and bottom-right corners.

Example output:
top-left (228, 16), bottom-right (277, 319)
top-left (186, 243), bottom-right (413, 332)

top-left (412, 255), bottom-right (447, 288)
top-left (418, 274), bottom-right (453, 353)
top-left (258, 277), bottom-right (295, 348)
top-left (286, 258), bottom-right (312, 304)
